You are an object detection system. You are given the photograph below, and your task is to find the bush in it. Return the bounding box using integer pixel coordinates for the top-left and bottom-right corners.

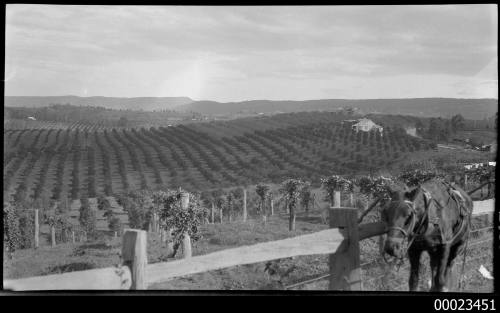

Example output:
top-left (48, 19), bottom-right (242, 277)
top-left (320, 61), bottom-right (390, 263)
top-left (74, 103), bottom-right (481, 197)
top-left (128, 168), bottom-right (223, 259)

top-left (55, 215), bottom-right (73, 243)
top-left (108, 217), bottom-right (123, 234)
top-left (17, 210), bottom-right (35, 249)
top-left (4, 202), bottom-right (20, 255)
top-left (79, 198), bottom-right (97, 239)
top-left (156, 190), bottom-right (208, 257)
top-left (97, 195), bottom-right (111, 211)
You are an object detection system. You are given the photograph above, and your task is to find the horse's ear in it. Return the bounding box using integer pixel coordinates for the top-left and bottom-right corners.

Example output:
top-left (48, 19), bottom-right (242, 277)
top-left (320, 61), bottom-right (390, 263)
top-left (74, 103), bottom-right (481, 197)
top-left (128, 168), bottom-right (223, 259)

top-left (388, 188), bottom-right (401, 200)
top-left (404, 187), bottom-right (420, 201)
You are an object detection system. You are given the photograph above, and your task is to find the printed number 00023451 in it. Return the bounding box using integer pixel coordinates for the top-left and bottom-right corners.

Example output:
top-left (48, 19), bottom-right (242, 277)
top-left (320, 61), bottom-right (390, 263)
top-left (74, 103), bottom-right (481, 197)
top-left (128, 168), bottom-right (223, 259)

top-left (434, 299), bottom-right (496, 311)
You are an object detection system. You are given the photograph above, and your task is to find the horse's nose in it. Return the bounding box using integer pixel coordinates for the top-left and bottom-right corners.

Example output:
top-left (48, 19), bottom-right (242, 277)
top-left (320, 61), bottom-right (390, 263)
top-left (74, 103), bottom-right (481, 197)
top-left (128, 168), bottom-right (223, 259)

top-left (384, 237), bottom-right (402, 256)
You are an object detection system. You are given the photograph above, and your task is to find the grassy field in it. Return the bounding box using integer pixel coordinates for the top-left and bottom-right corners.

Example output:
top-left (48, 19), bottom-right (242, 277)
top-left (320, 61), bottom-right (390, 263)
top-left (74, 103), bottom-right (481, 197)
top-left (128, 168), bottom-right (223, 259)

top-left (4, 204), bottom-right (493, 292)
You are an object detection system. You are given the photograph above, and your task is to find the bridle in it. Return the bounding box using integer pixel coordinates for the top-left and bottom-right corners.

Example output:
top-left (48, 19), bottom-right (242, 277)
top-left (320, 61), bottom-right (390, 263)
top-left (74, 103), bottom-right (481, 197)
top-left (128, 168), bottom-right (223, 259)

top-left (387, 200), bottom-right (418, 239)
top-left (383, 189), bottom-right (431, 266)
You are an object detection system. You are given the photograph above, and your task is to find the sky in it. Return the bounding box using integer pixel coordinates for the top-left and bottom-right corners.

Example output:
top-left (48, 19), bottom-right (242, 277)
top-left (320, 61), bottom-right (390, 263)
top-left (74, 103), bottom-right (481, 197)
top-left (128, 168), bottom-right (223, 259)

top-left (5, 5), bottom-right (498, 102)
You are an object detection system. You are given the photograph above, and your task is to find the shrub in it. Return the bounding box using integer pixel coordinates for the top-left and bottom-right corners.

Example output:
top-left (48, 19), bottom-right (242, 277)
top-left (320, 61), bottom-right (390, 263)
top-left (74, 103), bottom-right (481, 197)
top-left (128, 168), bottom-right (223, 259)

top-left (79, 198), bottom-right (97, 239)
top-left (4, 202), bottom-right (20, 256)
top-left (108, 217), bottom-right (123, 234)
top-left (17, 209), bottom-right (35, 249)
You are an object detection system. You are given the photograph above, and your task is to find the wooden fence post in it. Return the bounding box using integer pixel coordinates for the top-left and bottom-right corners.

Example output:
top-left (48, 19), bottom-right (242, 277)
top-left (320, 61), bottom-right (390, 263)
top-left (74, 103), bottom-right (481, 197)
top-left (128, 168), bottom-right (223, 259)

top-left (180, 192), bottom-right (192, 258)
top-left (154, 212), bottom-right (158, 233)
top-left (329, 206), bottom-right (361, 291)
top-left (211, 203), bottom-right (215, 224)
top-left (270, 198), bottom-right (274, 216)
top-left (219, 207), bottom-right (223, 224)
top-left (122, 229), bottom-right (147, 290)
top-left (51, 226), bottom-right (56, 248)
top-left (243, 189), bottom-right (247, 222)
top-left (34, 209), bottom-right (39, 249)
top-left (166, 229), bottom-right (174, 255)
top-left (157, 213), bottom-right (160, 232)
top-left (71, 230), bottom-right (75, 244)
top-left (334, 191), bottom-right (341, 208)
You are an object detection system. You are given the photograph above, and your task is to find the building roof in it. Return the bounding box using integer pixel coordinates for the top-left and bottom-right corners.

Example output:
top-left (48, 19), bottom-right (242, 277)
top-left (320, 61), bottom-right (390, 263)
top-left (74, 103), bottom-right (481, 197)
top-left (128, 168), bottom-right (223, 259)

top-left (352, 118), bottom-right (382, 128)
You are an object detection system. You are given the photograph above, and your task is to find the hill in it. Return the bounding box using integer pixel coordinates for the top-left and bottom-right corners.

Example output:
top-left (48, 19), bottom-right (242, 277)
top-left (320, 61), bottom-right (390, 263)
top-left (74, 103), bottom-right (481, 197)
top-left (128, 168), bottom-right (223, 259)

top-left (178, 98), bottom-right (498, 120)
top-left (5, 96), bottom-right (497, 120)
top-left (4, 96), bottom-right (194, 111)
top-left (4, 103), bottom-right (202, 130)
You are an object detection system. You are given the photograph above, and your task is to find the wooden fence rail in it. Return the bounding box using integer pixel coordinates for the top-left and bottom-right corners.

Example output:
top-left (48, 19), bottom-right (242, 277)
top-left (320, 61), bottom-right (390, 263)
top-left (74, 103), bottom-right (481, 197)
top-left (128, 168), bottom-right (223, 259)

top-left (3, 198), bottom-right (494, 291)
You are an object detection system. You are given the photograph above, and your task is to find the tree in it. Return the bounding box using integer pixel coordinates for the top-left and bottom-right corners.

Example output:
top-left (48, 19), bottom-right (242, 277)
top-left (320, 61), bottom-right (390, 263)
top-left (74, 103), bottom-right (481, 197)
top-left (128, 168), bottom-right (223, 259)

top-left (53, 214), bottom-right (73, 243)
top-left (56, 197), bottom-right (71, 215)
top-left (79, 198), bottom-right (97, 240)
top-left (451, 114), bottom-right (465, 133)
top-left (255, 183), bottom-right (270, 221)
top-left (225, 191), bottom-right (234, 222)
top-left (427, 117), bottom-right (452, 142)
top-left (157, 190), bottom-right (208, 257)
top-left (108, 217), bottom-right (123, 234)
top-left (16, 207), bottom-right (35, 249)
top-left (299, 182), bottom-right (313, 217)
top-left (355, 175), bottom-right (396, 213)
top-left (3, 202), bottom-right (20, 258)
top-left (321, 175), bottom-right (353, 207)
top-left (280, 179), bottom-right (304, 231)
top-left (117, 116), bottom-right (129, 128)
top-left (200, 191), bottom-right (214, 222)
top-left (120, 191), bottom-right (153, 230)
top-left (97, 195), bottom-right (111, 211)
top-left (211, 189), bottom-right (225, 223)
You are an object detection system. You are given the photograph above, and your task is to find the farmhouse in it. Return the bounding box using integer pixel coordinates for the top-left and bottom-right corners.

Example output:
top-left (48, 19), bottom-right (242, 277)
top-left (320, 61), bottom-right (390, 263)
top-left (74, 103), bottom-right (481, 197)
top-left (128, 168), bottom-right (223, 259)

top-left (404, 126), bottom-right (418, 137)
top-left (351, 118), bottom-right (383, 134)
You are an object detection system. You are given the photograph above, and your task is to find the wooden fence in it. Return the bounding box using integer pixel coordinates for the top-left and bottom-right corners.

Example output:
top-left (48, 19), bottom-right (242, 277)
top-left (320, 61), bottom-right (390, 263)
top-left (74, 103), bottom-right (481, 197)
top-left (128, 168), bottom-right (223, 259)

top-left (4, 197), bottom-right (494, 291)
top-left (286, 199), bottom-right (495, 290)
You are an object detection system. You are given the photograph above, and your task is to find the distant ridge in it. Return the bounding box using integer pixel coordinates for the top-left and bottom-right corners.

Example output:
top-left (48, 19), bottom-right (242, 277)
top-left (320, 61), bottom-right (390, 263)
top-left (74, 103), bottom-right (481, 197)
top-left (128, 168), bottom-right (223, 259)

top-left (177, 98), bottom-right (498, 120)
top-left (4, 96), bottom-right (194, 111)
top-left (4, 96), bottom-right (497, 119)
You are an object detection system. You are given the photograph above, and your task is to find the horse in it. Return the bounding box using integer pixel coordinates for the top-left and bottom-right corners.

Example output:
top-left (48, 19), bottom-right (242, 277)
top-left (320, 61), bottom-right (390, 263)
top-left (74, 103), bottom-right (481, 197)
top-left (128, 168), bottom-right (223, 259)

top-left (381, 178), bottom-right (472, 292)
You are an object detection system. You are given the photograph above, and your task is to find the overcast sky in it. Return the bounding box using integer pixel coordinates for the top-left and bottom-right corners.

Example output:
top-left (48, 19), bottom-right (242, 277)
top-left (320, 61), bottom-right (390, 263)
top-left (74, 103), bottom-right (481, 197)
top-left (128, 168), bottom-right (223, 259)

top-left (5, 5), bottom-right (498, 102)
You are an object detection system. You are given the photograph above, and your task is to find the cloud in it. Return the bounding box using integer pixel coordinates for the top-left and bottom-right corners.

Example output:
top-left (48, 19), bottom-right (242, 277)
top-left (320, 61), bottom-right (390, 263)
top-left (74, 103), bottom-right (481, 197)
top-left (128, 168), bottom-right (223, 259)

top-left (5, 4), bottom-right (498, 100)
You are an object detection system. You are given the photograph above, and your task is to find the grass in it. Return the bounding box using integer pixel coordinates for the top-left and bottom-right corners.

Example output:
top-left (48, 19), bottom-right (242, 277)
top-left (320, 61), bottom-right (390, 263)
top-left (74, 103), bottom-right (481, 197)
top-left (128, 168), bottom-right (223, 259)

top-left (3, 206), bottom-right (493, 292)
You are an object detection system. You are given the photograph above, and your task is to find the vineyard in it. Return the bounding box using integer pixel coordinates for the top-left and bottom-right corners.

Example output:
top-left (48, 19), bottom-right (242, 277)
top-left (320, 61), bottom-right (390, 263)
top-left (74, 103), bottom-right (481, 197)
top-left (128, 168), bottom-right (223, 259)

top-left (3, 112), bottom-right (436, 204)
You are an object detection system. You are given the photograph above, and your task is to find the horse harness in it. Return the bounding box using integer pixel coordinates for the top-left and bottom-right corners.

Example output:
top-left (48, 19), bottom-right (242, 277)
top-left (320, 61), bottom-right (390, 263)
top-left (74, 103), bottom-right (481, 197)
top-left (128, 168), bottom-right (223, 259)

top-left (387, 182), bottom-right (470, 254)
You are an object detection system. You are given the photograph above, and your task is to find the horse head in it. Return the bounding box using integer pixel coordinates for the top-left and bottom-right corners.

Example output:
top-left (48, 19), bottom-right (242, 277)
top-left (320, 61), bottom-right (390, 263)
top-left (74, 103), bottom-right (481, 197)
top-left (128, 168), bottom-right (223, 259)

top-left (381, 186), bottom-right (429, 259)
